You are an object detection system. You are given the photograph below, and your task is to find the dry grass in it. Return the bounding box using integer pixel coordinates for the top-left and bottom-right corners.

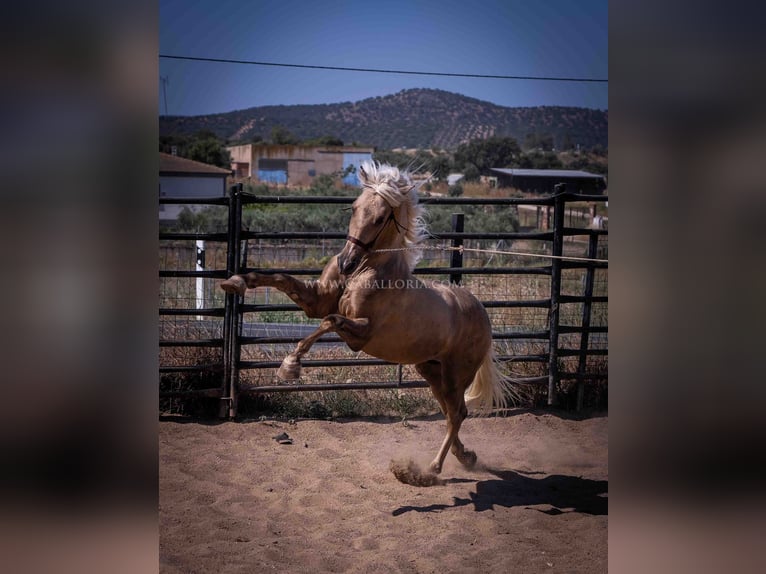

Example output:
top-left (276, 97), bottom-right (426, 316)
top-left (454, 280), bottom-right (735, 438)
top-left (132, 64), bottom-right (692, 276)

top-left (159, 323), bottom-right (224, 417)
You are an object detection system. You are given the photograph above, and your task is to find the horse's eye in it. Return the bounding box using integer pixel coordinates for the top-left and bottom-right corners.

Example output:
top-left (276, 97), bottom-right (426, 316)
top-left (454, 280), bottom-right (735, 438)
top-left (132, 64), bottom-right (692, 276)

top-left (373, 215), bottom-right (384, 225)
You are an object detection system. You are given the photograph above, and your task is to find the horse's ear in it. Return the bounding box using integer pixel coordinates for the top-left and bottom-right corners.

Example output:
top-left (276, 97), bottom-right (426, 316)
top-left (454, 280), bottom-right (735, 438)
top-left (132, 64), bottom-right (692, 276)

top-left (359, 165), bottom-right (368, 184)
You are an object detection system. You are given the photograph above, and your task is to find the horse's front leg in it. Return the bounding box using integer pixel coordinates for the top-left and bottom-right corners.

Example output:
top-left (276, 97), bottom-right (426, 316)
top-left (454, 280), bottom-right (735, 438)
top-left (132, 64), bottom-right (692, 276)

top-left (220, 257), bottom-right (341, 318)
top-left (277, 315), bottom-right (371, 380)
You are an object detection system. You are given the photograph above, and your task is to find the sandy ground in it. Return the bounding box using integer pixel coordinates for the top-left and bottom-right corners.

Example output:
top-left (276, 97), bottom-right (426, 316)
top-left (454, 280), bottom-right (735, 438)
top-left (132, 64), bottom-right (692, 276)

top-left (160, 411), bottom-right (607, 573)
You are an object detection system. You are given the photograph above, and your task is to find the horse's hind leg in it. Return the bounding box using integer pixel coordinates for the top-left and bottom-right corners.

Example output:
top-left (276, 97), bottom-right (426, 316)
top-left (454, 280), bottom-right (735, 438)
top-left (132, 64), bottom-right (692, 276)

top-left (416, 361), bottom-right (475, 473)
top-left (451, 435), bottom-right (477, 469)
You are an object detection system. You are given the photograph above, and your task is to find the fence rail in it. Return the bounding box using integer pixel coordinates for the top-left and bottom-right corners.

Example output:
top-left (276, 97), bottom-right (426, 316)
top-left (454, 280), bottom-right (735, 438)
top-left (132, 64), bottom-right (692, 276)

top-left (160, 185), bottom-right (608, 417)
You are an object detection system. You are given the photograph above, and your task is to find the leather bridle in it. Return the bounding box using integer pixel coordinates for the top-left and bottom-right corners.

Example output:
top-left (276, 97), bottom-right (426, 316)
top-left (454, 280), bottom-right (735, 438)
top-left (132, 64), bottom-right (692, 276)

top-left (345, 207), bottom-right (408, 252)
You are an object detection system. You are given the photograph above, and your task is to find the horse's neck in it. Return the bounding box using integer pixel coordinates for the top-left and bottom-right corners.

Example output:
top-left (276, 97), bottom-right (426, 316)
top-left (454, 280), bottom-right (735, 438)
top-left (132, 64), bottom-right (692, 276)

top-left (361, 251), bottom-right (412, 279)
top-left (357, 202), bottom-right (420, 276)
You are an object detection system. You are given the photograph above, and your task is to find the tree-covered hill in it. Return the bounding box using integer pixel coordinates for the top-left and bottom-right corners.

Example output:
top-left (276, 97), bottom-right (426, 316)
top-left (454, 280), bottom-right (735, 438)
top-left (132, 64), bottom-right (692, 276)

top-left (160, 88), bottom-right (607, 151)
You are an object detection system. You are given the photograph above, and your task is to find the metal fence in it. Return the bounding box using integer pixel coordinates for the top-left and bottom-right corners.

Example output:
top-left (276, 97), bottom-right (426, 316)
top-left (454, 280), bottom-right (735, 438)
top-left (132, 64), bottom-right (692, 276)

top-left (159, 186), bottom-right (608, 418)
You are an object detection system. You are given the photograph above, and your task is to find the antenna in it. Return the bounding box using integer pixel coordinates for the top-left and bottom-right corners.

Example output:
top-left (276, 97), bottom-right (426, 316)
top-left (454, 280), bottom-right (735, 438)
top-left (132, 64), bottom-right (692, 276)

top-left (160, 75), bottom-right (169, 115)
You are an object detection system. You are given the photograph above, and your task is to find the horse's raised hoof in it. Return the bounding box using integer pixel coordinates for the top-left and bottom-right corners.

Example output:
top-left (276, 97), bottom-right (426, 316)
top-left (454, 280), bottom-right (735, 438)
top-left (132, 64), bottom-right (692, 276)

top-left (276, 355), bottom-right (302, 381)
top-left (390, 459), bottom-right (444, 487)
top-left (458, 450), bottom-right (477, 469)
top-left (220, 275), bottom-right (247, 296)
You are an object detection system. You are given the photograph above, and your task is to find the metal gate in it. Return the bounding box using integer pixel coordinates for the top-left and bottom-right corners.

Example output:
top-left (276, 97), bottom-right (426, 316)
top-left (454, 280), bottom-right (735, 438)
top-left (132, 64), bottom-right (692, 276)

top-left (160, 186), bottom-right (608, 417)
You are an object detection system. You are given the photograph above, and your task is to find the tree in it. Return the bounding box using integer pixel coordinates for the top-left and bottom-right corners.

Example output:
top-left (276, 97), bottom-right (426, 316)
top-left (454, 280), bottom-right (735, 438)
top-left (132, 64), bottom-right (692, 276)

top-left (160, 131), bottom-right (231, 168)
top-left (454, 136), bottom-right (521, 176)
top-left (539, 134), bottom-right (554, 152)
top-left (372, 150), bottom-right (415, 170)
top-left (463, 165), bottom-right (480, 182)
top-left (523, 132), bottom-right (554, 152)
top-left (561, 132), bottom-right (575, 151)
top-left (448, 183), bottom-right (463, 197)
top-left (187, 137), bottom-right (232, 168)
top-left (271, 126), bottom-right (299, 145)
top-left (194, 129), bottom-right (219, 140)
top-left (429, 155), bottom-right (450, 181)
top-left (521, 151), bottom-right (563, 170)
top-left (305, 135), bottom-right (344, 146)
top-left (590, 144), bottom-right (607, 157)
top-left (159, 134), bottom-right (191, 156)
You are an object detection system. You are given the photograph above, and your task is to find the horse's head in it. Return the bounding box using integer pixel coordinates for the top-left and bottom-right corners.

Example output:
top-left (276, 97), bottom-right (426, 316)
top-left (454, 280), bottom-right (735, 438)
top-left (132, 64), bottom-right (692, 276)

top-left (337, 162), bottom-right (421, 277)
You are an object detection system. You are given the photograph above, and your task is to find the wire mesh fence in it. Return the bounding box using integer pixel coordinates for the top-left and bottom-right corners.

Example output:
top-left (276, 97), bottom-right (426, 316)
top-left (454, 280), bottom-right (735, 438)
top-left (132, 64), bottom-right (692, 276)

top-left (159, 188), bottom-right (608, 416)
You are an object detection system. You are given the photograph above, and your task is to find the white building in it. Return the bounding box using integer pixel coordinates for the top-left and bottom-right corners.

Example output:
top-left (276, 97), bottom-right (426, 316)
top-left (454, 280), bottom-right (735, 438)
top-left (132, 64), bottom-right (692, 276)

top-left (159, 152), bottom-right (232, 222)
top-left (447, 173), bottom-right (465, 186)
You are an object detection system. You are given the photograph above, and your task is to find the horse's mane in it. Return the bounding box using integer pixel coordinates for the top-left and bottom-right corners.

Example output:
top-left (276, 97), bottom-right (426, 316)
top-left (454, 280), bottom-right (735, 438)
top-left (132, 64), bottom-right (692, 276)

top-left (359, 161), bottom-right (428, 269)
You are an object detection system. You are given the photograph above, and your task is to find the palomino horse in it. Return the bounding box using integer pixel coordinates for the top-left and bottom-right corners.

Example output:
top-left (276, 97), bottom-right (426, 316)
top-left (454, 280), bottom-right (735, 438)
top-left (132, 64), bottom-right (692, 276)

top-left (221, 162), bottom-right (517, 484)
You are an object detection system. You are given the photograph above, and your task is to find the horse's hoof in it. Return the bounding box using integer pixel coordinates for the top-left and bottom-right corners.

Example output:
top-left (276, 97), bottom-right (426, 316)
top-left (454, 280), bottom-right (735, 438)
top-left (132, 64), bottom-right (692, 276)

top-left (459, 450), bottom-right (477, 469)
top-left (390, 459), bottom-right (444, 487)
top-left (428, 461), bottom-right (443, 475)
top-left (220, 275), bottom-right (247, 296)
top-left (277, 356), bottom-right (302, 381)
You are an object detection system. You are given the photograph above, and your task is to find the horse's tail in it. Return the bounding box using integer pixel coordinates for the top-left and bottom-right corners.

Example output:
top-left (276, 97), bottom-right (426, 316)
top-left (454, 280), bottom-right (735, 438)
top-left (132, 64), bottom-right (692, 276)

top-left (464, 348), bottom-right (526, 415)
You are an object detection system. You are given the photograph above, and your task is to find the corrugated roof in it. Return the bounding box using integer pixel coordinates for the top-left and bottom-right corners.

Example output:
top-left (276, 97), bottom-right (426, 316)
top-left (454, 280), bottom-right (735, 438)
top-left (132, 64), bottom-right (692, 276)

top-left (490, 168), bottom-right (604, 179)
top-left (159, 152), bottom-right (232, 176)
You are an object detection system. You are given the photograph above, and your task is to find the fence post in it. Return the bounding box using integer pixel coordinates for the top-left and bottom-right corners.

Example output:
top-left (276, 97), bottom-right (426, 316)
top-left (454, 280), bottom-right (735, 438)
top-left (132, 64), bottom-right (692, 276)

top-left (195, 239), bottom-right (205, 321)
top-left (548, 187), bottom-right (566, 406)
top-left (220, 188), bottom-right (235, 418)
top-left (450, 213), bottom-right (464, 285)
top-left (230, 184), bottom-right (243, 418)
top-left (221, 183), bottom-right (243, 419)
top-left (576, 231), bottom-right (599, 410)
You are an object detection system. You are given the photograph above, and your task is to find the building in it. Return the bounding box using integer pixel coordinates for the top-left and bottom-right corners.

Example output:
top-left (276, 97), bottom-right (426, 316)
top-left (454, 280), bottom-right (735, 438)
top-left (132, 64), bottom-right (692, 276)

top-left (159, 152), bottom-right (232, 222)
top-left (490, 168), bottom-right (606, 195)
top-left (227, 144), bottom-right (374, 187)
top-left (447, 173), bottom-right (465, 186)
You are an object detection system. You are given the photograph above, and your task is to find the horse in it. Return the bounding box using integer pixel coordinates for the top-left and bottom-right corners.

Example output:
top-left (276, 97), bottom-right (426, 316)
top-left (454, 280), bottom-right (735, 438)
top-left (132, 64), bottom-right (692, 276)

top-left (221, 161), bottom-right (519, 485)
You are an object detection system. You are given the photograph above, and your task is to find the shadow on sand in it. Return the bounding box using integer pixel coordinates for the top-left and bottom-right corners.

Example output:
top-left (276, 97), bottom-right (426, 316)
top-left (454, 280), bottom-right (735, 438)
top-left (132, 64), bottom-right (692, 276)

top-left (392, 469), bottom-right (607, 516)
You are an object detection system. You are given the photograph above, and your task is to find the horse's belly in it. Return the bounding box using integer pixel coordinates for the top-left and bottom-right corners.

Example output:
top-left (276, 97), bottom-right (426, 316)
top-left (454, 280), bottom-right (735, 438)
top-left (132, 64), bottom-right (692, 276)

top-left (360, 314), bottom-right (452, 364)
top-left (361, 338), bottom-right (439, 365)
top-left (343, 279), bottom-right (490, 365)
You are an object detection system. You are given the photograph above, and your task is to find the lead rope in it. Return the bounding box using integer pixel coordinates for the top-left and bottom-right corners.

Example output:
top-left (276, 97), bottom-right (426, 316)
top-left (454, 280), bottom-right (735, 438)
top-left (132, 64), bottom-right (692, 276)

top-left (371, 244), bottom-right (607, 264)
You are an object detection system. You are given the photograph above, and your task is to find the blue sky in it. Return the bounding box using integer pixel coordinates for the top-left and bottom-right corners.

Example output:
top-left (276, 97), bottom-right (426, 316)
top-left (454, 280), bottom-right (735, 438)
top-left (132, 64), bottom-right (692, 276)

top-left (159, 0), bottom-right (607, 116)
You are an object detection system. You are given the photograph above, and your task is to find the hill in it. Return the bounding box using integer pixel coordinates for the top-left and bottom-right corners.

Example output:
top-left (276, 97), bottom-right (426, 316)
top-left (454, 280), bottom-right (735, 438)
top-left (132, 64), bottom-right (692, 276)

top-left (160, 88), bottom-right (607, 151)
